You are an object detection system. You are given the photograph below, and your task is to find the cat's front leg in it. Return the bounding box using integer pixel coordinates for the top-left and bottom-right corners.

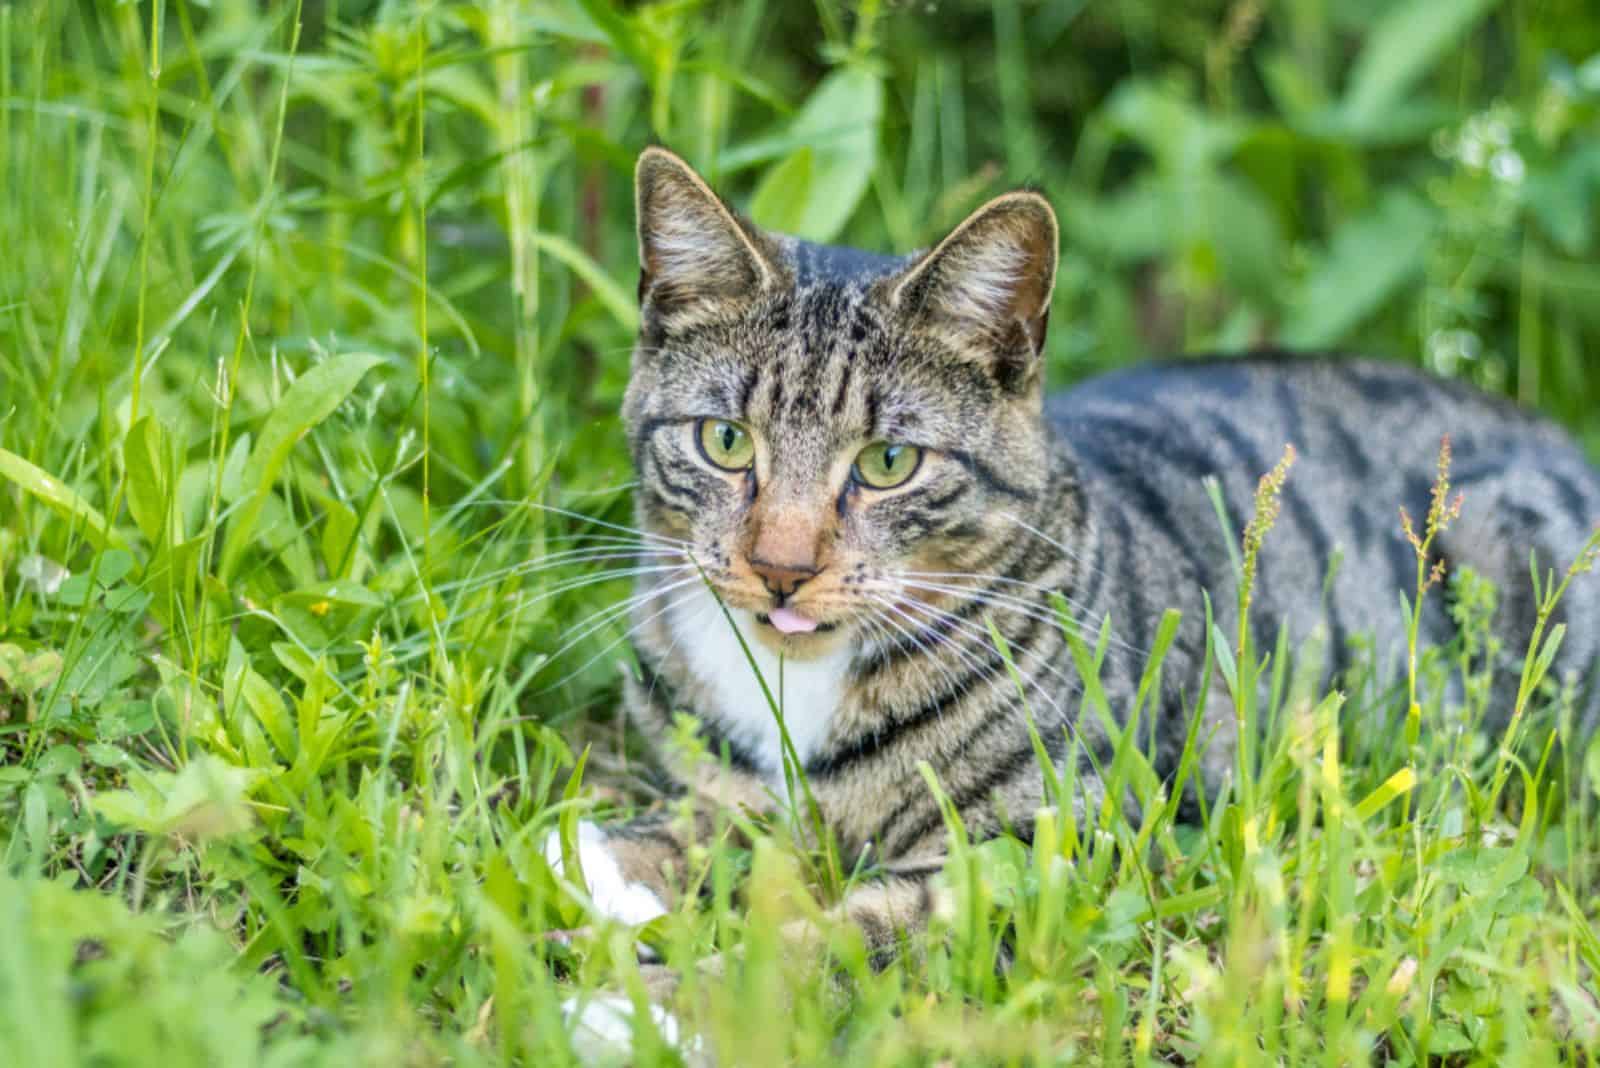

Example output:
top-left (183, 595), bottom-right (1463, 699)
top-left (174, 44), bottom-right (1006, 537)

top-left (542, 809), bottom-right (707, 930)
top-left (543, 811), bottom-right (710, 1062)
top-left (764, 855), bottom-right (952, 973)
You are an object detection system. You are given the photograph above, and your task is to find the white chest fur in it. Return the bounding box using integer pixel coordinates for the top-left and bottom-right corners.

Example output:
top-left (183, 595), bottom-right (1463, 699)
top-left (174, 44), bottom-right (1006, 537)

top-left (670, 586), bottom-right (851, 787)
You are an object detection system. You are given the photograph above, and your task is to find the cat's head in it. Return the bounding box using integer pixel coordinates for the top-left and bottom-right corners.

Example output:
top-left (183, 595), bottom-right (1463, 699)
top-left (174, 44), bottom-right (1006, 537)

top-left (623, 147), bottom-right (1058, 659)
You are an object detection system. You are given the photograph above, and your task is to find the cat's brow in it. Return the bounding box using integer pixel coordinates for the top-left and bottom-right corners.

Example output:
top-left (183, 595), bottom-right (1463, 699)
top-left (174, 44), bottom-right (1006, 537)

top-left (944, 448), bottom-right (1037, 501)
top-left (637, 414), bottom-right (699, 438)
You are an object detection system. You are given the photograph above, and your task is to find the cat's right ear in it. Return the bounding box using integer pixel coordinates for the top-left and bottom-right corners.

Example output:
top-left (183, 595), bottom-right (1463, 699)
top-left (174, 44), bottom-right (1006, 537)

top-left (635, 147), bottom-right (779, 326)
top-left (888, 191), bottom-right (1059, 391)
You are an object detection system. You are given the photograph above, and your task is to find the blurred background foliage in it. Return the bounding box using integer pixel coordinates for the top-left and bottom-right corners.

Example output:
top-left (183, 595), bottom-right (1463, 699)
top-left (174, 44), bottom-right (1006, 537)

top-left (14, 0), bottom-right (1600, 545)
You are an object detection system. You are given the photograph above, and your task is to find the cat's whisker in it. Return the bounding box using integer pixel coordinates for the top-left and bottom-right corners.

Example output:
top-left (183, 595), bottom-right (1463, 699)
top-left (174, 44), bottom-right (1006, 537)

top-left (890, 577), bottom-right (1142, 660)
top-left (426, 547), bottom-right (689, 598)
top-left (889, 593), bottom-right (1085, 710)
top-left (868, 595), bottom-right (1066, 720)
top-left (876, 591), bottom-right (1075, 716)
top-left (896, 568), bottom-right (1080, 601)
top-left (406, 560), bottom-right (690, 611)
top-left (445, 543), bottom-right (683, 578)
top-left (994, 511), bottom-right (1131, 599)
top-left (884, 596), bottom-right (1101, 775)
top-left (639, 589), bottom-right (719, 713)
top-left (494, 573), bottom-right (700, 677)
top-left (453, 530), bottom-right (665, 549)
top-left (558, 480), bottom-right (641, 498)
top-left (522, 501), bottom-right (693, 548)
top-left (858, 602), bottom-right (976, 702)
top-left (420, 566), bottom-right (696, 643)
top-left (525, 569), bottom-right (700, 650)
top-left (530, 577), bottom-right (709, 697)
top-left (890, 569), bottom-right (1114, 644)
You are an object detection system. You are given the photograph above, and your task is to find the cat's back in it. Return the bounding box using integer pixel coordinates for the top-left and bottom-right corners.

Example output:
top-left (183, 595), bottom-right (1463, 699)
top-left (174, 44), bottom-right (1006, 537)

top-left (1041, 355), bottom-right (1600, 710)
top-left (1048, 354), bottom-right (1565, 468)
top-left (1046, 355), bottom-right (1588, 517)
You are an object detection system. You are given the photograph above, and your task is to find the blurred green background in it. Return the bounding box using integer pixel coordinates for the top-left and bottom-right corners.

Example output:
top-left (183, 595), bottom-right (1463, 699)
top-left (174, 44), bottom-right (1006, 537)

top-left (12, 0), bottom-right (1600, 540)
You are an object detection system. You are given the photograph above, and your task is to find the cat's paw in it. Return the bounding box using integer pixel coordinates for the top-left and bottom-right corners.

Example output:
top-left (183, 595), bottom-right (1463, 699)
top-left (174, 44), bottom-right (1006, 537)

top-left (543, 820), bottom-right (668, 927)
top-left (562, 993), bottom-right (706, 1066)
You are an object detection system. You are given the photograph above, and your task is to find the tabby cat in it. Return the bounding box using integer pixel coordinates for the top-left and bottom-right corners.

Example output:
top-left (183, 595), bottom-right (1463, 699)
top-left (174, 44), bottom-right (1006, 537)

top-left (546, 146), bottom-right (1600, 973)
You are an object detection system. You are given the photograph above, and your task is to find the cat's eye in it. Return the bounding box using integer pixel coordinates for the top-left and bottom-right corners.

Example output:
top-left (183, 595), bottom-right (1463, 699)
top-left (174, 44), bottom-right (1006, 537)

top-left (853, 442), bottom-right (922, 489)
top-left (696, 418), bottom-right (755, 470)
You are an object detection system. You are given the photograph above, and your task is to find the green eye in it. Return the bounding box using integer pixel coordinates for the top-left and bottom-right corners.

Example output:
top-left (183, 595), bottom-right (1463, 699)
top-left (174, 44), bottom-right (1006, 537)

top-left (696, 419), bottom-right (755, 470)
top-left (853, 442), bottom-right (923, 489)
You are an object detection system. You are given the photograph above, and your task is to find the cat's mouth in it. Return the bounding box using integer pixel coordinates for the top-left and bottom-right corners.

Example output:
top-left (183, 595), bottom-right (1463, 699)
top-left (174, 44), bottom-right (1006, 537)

top-left (756, 609), bottom-right (838, 636)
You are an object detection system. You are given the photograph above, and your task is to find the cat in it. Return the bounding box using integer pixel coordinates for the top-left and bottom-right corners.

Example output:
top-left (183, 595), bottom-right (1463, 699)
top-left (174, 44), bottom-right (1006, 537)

top-left (545, 145), bottom-right (1600, 983)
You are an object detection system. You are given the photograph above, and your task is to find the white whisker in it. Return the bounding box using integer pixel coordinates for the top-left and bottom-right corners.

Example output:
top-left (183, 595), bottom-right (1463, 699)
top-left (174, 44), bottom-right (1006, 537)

top-left (858, 604), bottom-right (973, 704)
top-left (890, 594), bottom-right (1085, 711)
top-left (891, 578), bottom-right (1137, 659)
top-left (428, 547), bottom-right (688, 597)
top-left (409, 561), bottom-right (690, 612)
top-left (869, 595), bottom-right (1064, 720)
top-left (523, 501), bottom-right (692, 548)
top-left (531, 577), bottom-right (709, 696)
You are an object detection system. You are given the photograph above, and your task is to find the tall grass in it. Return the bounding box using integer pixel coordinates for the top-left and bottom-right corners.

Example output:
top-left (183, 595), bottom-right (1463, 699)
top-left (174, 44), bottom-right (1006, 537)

top-left (2, 1), bottom-right (1600, 1064)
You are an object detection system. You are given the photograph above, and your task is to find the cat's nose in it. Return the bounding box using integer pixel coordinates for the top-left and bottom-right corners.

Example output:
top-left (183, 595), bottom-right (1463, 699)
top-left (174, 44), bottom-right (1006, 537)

top-left (748, 556), bottom-right (819, 598)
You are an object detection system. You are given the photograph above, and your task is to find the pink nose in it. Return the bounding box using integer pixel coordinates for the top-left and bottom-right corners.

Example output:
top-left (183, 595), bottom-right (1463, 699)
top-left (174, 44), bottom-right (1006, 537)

top-left (748, 557), bottom-right (818, 597)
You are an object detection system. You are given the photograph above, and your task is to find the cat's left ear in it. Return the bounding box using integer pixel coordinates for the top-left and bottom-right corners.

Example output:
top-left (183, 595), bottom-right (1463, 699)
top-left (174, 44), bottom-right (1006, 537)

top-left (889, 192), bottom-right (1059, 389)
top-left (634, 146), bottom-right (781, 327)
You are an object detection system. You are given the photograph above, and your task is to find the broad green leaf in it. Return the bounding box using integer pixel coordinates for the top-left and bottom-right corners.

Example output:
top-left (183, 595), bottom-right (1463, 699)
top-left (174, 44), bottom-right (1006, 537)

top-left (220, 432), bottom-right (251, 503)
top-left (1340, 0), bottom-right (1496, 130)
top-left (1436, 845), bottom-right (1529, 897)
top-left (1199, 174), bottom-right (1286, 305)
top-left (1353, 766), bottom-right (1417, 822)
top-left (525, 231), bottom-right (639, 333)
top-left (93, 756), bottom-right (258, 841)
top-left (124, 416), bottom-right (179, 547)
top-left (1105, 78), bottom-right (1249, 173)
top-left (747, 65), bottom-right (882, 242)
top-left (749, 147), bottom-right (815, 235)
top-left (225, 639), bottom-right (295, 760)
top-left (0, 449), bottom-right (125, 551)
top-left (219, 353), bottom-right (383, 581)
top-left (1282, 191), bottom-right (1435, 347)
top-left (1524, 149), bottom-right (1600, 255)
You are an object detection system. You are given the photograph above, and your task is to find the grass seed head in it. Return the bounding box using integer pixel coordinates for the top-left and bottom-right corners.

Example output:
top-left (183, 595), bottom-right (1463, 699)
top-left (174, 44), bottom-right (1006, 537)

top-left (1402, 436), bottom-right (1465, 589)
top-left (1242, 443), bottom-right (1297, 568)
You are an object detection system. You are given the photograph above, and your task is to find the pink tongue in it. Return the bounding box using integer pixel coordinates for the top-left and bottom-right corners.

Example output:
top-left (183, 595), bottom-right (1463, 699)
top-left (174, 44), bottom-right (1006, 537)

top-left (767, 606), bottom-right (819, 635)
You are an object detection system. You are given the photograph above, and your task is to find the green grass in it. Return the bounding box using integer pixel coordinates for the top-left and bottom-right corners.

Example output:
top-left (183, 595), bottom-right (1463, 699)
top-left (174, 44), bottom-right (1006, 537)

top-left (4, 1), bottom-right (1600, 1064)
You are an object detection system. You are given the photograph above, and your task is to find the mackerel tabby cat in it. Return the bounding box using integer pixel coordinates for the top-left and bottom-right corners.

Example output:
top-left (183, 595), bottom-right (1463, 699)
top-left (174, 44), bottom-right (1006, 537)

top-left (545, 146), bottom-right (1600, 977)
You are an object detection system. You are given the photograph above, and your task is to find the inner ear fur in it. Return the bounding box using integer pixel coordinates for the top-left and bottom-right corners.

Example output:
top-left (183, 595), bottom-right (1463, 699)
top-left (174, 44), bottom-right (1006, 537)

top-left (890, 192), bottom-right (1060, 380)
top-left (634, 146), bottom-right (782, 319)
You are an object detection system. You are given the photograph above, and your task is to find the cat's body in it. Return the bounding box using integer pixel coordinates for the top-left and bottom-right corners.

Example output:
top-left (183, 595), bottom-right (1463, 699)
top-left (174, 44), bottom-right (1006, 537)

top-left (547, 148), bottom-right (1600, 969)
top-left (1054, 356), bottom-right (1600, 772)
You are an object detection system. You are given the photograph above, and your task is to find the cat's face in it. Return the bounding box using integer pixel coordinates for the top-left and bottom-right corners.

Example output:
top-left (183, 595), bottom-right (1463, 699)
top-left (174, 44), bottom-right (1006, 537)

top-left (623, 148), bottom-right (1058, 660)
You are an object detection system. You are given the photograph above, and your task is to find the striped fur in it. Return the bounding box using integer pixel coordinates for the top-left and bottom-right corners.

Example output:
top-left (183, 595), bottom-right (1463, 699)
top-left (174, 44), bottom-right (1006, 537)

top-left (572, 147), bottom-right (1600, 969)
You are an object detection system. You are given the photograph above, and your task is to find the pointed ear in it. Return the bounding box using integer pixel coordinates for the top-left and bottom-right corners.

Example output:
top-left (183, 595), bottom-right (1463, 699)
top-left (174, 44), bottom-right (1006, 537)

top-left (889, 192), bottom-right (1059, 388)
top-left (635, 147), bottom-right (780, 324)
